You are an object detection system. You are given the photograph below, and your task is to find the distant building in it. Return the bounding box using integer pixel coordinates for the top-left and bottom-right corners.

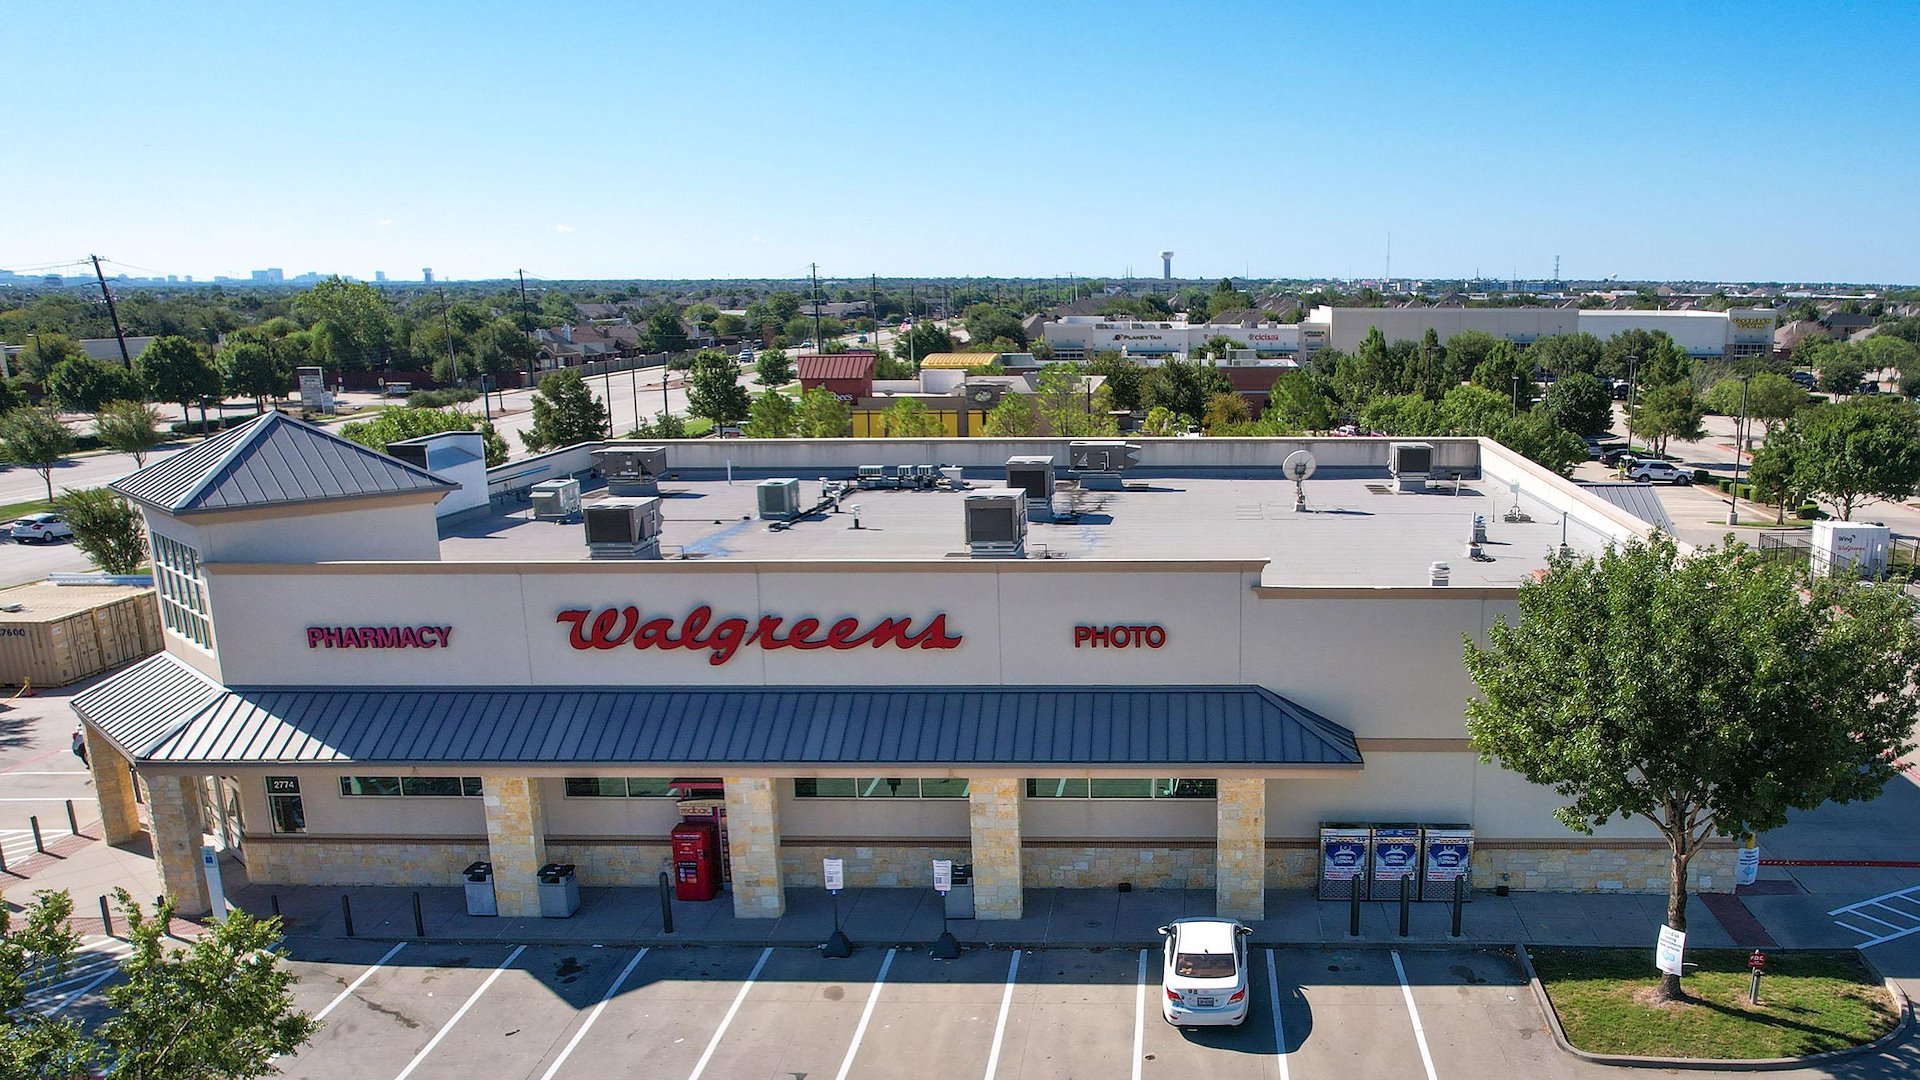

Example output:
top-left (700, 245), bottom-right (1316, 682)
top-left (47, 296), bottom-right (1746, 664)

top-left (250, 269), bottom-right (284, 284)
top-left (796, 351), bottom-right (877, 401)
top-left (423, 268), bottom-right (434, 285)
top-left (374, 271), bottom-right (387, 283)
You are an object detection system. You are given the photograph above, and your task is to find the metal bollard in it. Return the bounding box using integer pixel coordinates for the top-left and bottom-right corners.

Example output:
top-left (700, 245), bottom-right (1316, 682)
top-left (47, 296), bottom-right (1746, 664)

top-left (342, 894), bottom-right (355, 937)
top-left (66, 799), bottom-right (79, 835)
top-left (1450, 876), bottom-right (1464, 938)
top-left (1399, 876), bottom-right (1411, 937)
top-left (30, 816), bottom-right (44, 853)
top-left (100, 894), bottom-right (113, 937)
top-left (0, 842), bottom-right (8, 875)
top-left (1348, 881), bottom-right (1362, 937)
top-left (658, 870), bottom-right (675, 935)
top-left (413, 892), bottom-right (425, 937)
top-left (271, 894), bottom-right (281, 918)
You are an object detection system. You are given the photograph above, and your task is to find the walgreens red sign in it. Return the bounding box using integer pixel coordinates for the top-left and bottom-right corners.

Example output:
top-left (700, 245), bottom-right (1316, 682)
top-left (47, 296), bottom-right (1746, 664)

top-left (557, 606), bottom-right (962, 667)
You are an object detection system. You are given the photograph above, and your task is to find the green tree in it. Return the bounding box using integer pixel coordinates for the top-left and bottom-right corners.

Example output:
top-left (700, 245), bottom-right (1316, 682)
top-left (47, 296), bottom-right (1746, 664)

top-left (341, 406), bottom-right (509, 467)
top-left (95, 889), bottom-right (318, 1078)
top-left (1086, 352), bottom-right (1143, 411)
top-left (53, 488), bottom-right (146, 574)
top-left (1265, 370), bottom-right (1333, 433)
top-left (1464, 534), bottom-right (1920, 1000)
top-left (12, 331), bottom-right (86, 381)
top-left (1439, 384), bottom-right (1513, 437)
top-left (1192, 335), bottom-right (1249, 360)
top-left (627, 412), bottom-right (688, 440)
top-left (754, 348), bottom-right (794, 386)
top-left (712, 312), bottom-right (747, 337)
top-left (795, 387), bottom-right (852, 438)
top-left (1704, 373), bottom-right (1806, 439)
top-left (1141, 406), bottom-right (1188, 436)
top-left (1202, 392), bottom-right (1250, 433)
top-left (472, 320), bottom-right (537, 400)
top-left (217, 340), bottom-right (292, 413)
top-left (1541, 372), bottom-right (1612, 436)
top-left (895, 322), bottom-right (954, 364)
top-left (1526, 332), bottom-right (1605, 378)
top-left (291, 276), bottom-right (392, 370)
top-left (45, 356), bottom-right (141, 413)
top-left (961, 304), bottom-right (1028, 349)
top-left (1205, 278), bottom-right (1253, 320)
top-left (1142, 359), bottom-right (1230, 422)
top-left (983, 393), bottom-right (1038, 437)
top-left (1358, 393), bottom-right (1442, 436)
top-left (521, 369), bottom-right (611, 450)
top-left (1439, 329), bottom-right (1501, 384)
top-left (0, 890), bottom-right (91, 1080)
top-left (134, 336), bottom-right (223, 424)
top-left (1630, 381), bottom-right (1707, 457)
top-left (1814, 343), bottom-right (1872, 394)
top-left (0, 407), bottom-right (75, 503)
top-left (640, 308), bottom-right (691, 354)
top-left (1602, 329), bottom-right (1689, 388)
top-left (687, 350), bottom-right (751, 426)
top-left (742, 389), bottom-right (798, 438)
top-left (1035, 362), bottom-right (1118, 437)
top-left (1470, 340), bottom-right (1529, 405)
top-left (1494, 408), bottom-right (1587, 476)
top-left (881, 397), bottom-right (941, 437)
top-left (1764, 397), bottom-right (1920, 520)
top-left (95, 400), bottom-right (164, 465)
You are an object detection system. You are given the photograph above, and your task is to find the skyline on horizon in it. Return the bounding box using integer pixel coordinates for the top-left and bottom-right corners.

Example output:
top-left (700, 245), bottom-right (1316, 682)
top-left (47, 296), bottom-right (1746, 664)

top-left (8, 2), bottom-right (1919, 286)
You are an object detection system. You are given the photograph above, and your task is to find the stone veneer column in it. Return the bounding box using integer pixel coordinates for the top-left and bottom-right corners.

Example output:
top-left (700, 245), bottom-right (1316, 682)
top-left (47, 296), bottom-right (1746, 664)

top-left (147, 773), bottom-right (212, 917)
top-left (968, 778), bottom-right (1024, 919)
top-left (723, 777), bottom-right (786, 918)
top-left (84, 726), bottom-right (141, 845)
top-left (483, 775), bottom-right (548, 917)
top-left (1215, 778), bottom-right (1267, 921)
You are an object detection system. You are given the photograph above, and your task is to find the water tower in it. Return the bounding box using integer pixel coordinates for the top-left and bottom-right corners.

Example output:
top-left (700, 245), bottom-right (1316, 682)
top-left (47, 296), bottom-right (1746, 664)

top-left (1160, 251), bottom-right (1174, 280)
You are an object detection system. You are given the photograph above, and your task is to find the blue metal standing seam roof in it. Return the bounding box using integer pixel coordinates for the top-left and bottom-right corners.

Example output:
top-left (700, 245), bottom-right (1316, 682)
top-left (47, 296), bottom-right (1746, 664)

top-left (109, 412), bottom-right (453, 515)
top-left (74, 656), bottom-right (1363, 770)
top-left (68, 653), bottom-right (226, 759)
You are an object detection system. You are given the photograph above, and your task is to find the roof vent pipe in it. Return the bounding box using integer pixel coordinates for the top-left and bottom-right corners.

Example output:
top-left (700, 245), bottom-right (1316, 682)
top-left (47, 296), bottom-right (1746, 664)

top-left (1429, 561), bottom-right (1451, 587)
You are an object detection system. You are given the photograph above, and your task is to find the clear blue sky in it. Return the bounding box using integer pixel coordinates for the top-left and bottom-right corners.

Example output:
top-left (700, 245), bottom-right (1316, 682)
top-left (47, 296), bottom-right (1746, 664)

top-left (8, 1), bottom-right (1917, 285)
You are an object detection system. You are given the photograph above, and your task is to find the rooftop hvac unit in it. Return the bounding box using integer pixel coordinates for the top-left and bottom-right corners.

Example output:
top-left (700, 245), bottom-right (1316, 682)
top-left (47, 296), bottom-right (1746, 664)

top-left (856, 465), bottom-right (887, 490)
top-left (584, 497), bottom-right (663, 559)
top-left (1389, 442), bottom-right (1434, 492)
top-left (593, 444), bottom-right (667, 496)
top-left (1005, 455), bottom-right (1055, 520)
top-left (531, 479), bottom-right (582, 521)
top-left (756, 478), bottom-right (802, 520)
top-left (384, 441), bottom-right (431, 471)
top-left (963, 488), bottom-right (1028, 557)
top-left (1069, 441), bottom-right (1140, 474)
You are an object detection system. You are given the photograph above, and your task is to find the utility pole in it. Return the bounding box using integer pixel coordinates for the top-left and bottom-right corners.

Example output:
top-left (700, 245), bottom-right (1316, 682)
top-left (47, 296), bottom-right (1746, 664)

top-left (870, 273), bottom-right (877, 345)
top-left (517, 269), bottom-right (534, 392)
top-left (809, 263), bottom-right (822, 348)
top-left (90, 255), bottom-right (132, 368)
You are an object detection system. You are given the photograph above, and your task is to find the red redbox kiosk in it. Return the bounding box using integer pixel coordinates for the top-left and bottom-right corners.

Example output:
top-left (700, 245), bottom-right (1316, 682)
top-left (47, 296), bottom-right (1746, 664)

top-left (671, 820), bottom-right (721, 901)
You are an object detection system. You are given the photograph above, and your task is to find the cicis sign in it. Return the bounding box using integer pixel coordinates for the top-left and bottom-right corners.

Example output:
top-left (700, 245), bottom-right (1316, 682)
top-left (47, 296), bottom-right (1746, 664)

top-left (557, 605), bottom-right (962, 667)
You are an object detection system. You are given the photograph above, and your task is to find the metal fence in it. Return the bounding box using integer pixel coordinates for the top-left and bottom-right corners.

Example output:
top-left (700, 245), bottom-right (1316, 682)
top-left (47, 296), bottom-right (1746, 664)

top-left (1754, 531), bottom-right (1920, 585)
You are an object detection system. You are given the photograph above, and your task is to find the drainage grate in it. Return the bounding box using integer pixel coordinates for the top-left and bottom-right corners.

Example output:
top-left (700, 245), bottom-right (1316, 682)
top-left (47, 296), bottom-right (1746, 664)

top-left (1365, 483), bottom-right (1393, 495)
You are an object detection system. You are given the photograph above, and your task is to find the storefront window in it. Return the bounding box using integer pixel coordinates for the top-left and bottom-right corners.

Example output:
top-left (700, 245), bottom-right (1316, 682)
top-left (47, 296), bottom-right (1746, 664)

top-left (561, 777), bottom-right (683, 798)
top-left (793, 778), bottom-right (971, 799)
top-left (625, 778), bottom-right (681, 798)
top-left (340, 775), bottom-right (482, 797)
top-left (152, 534), bottom-right (214, 649)
top-left (793, 778), bottom-right (857, 798)
top-left (269, 794), bottom-right (306, 834)
top-left (918, 778), bottom-right (970, 799)
top-left (1027, 778), bottom-right (1217, 799)
top-left (856, 777), bottom-right (916, 798)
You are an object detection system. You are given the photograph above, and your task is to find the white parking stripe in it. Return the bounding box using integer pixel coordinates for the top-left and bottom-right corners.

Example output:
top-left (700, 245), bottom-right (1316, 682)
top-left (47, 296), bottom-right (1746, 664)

top-left (43, 966), bottom-right (118, 1015)
top-left (391, 944), bottom-right (525, 1080)
top-left (687, 946), bottom-right (772, 1080)
top-left (538, 947), bottom-right (647, 1080)
top-left (312, 942), bottom-right (406, 1023)
top-left (1132, 948), bottom-right (1147, 1080)
top-left (1391, 950), bottom-right (1439, 1080)
top-left (982, 950), bottom-right (1020, 1080)
top-left (833, 947), bottom-right (896, 1080)
top-left (1265, 950), bottom-right (1291, 1080)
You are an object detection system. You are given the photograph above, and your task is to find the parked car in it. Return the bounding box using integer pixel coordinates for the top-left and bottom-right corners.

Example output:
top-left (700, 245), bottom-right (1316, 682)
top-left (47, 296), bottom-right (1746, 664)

top-left (1158, 918), bottom-right (1252, 1027)
top-left (1789, 370), bottom-right (1818, 389)
top-left (1602, 448), bottom-right (1640, 468)
top-left (10, 512), bottom-right (73, 543)
top-left (1628, 460), bottom-right (1691, 485)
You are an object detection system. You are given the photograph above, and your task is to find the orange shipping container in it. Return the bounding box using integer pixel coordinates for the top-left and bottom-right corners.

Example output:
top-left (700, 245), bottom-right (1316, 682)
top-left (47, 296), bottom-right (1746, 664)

top-left (0, 582), bottom-right (163, 688)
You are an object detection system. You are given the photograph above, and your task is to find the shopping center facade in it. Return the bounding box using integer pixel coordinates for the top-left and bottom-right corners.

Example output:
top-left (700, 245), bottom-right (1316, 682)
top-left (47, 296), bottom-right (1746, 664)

top-left (74, 414), bottom-right (1734, 921)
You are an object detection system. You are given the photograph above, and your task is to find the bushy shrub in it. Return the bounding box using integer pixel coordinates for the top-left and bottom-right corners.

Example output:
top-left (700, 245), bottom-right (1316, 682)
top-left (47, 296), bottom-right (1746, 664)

top-left (405, 387), bottom-right (478, 408)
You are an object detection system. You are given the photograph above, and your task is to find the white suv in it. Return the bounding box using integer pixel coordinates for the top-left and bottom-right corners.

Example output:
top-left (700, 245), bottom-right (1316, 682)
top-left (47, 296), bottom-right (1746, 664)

top-left (1628, 460), bottom-right (1692, 485)
top-left (1158, 918), bottom-right (1252, 1026)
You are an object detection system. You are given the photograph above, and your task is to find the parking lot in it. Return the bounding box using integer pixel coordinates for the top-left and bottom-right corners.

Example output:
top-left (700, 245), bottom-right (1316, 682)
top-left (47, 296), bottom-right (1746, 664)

top-left (48, 940), bottom-right (1577, 1080)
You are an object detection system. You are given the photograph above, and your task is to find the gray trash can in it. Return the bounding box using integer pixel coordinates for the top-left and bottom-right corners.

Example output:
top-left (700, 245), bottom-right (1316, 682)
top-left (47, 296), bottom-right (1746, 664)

top-left (463, 861), bottom-right (497, 917)
top-left (943, 862), bottom-right (975, 919)
top-left (537, 862), bottom-right (580, 918)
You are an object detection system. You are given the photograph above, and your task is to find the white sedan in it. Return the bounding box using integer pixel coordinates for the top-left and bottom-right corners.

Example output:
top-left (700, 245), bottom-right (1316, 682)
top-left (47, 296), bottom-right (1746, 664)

top-left (1158, 918), bottom-right (1252, 1026)
top-left (10, 512), bottom-right (73, 543)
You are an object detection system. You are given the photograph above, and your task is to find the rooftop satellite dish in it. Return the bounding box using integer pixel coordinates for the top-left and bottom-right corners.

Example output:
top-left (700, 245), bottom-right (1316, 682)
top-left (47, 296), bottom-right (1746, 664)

top-left (1283, 450), bottom-right (1316, 512)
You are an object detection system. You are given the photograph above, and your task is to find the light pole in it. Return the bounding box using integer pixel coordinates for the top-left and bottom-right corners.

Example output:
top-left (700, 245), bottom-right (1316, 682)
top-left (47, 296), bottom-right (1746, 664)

top-left (1728, 374), bottom-right (1751, 526)
top-left (1624, 353), bottom-right (1640, 452)
top-left (603, 367), bottom-right (614, 436)
top-left (1511, 373), bottom-right (1521, 414)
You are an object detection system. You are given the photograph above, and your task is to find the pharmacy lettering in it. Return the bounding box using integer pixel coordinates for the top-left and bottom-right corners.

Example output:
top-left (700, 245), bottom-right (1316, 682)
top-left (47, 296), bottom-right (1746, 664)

top-left (307, 625), bottom-right (452, 649)
top-left (557, 605), bottom-right (962, 666)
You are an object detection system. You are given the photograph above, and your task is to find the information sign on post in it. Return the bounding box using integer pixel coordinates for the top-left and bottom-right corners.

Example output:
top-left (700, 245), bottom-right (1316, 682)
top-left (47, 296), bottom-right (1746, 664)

top-left (933, 859), bottom-right (953, 895)
top-left (201, 845), bottom-right (228, 922)
top-left (823, 857), bottom-right (845, 894)
top-left (1655, 924), bottom-right (1686, 976)
top-left (1736, 832), bottom-right (1759, 887)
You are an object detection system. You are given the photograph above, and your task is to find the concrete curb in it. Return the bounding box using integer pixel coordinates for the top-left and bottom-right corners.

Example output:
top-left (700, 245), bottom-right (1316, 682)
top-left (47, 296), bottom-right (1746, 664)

top-left (1516, 943), bottom-right (1914, 1072)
